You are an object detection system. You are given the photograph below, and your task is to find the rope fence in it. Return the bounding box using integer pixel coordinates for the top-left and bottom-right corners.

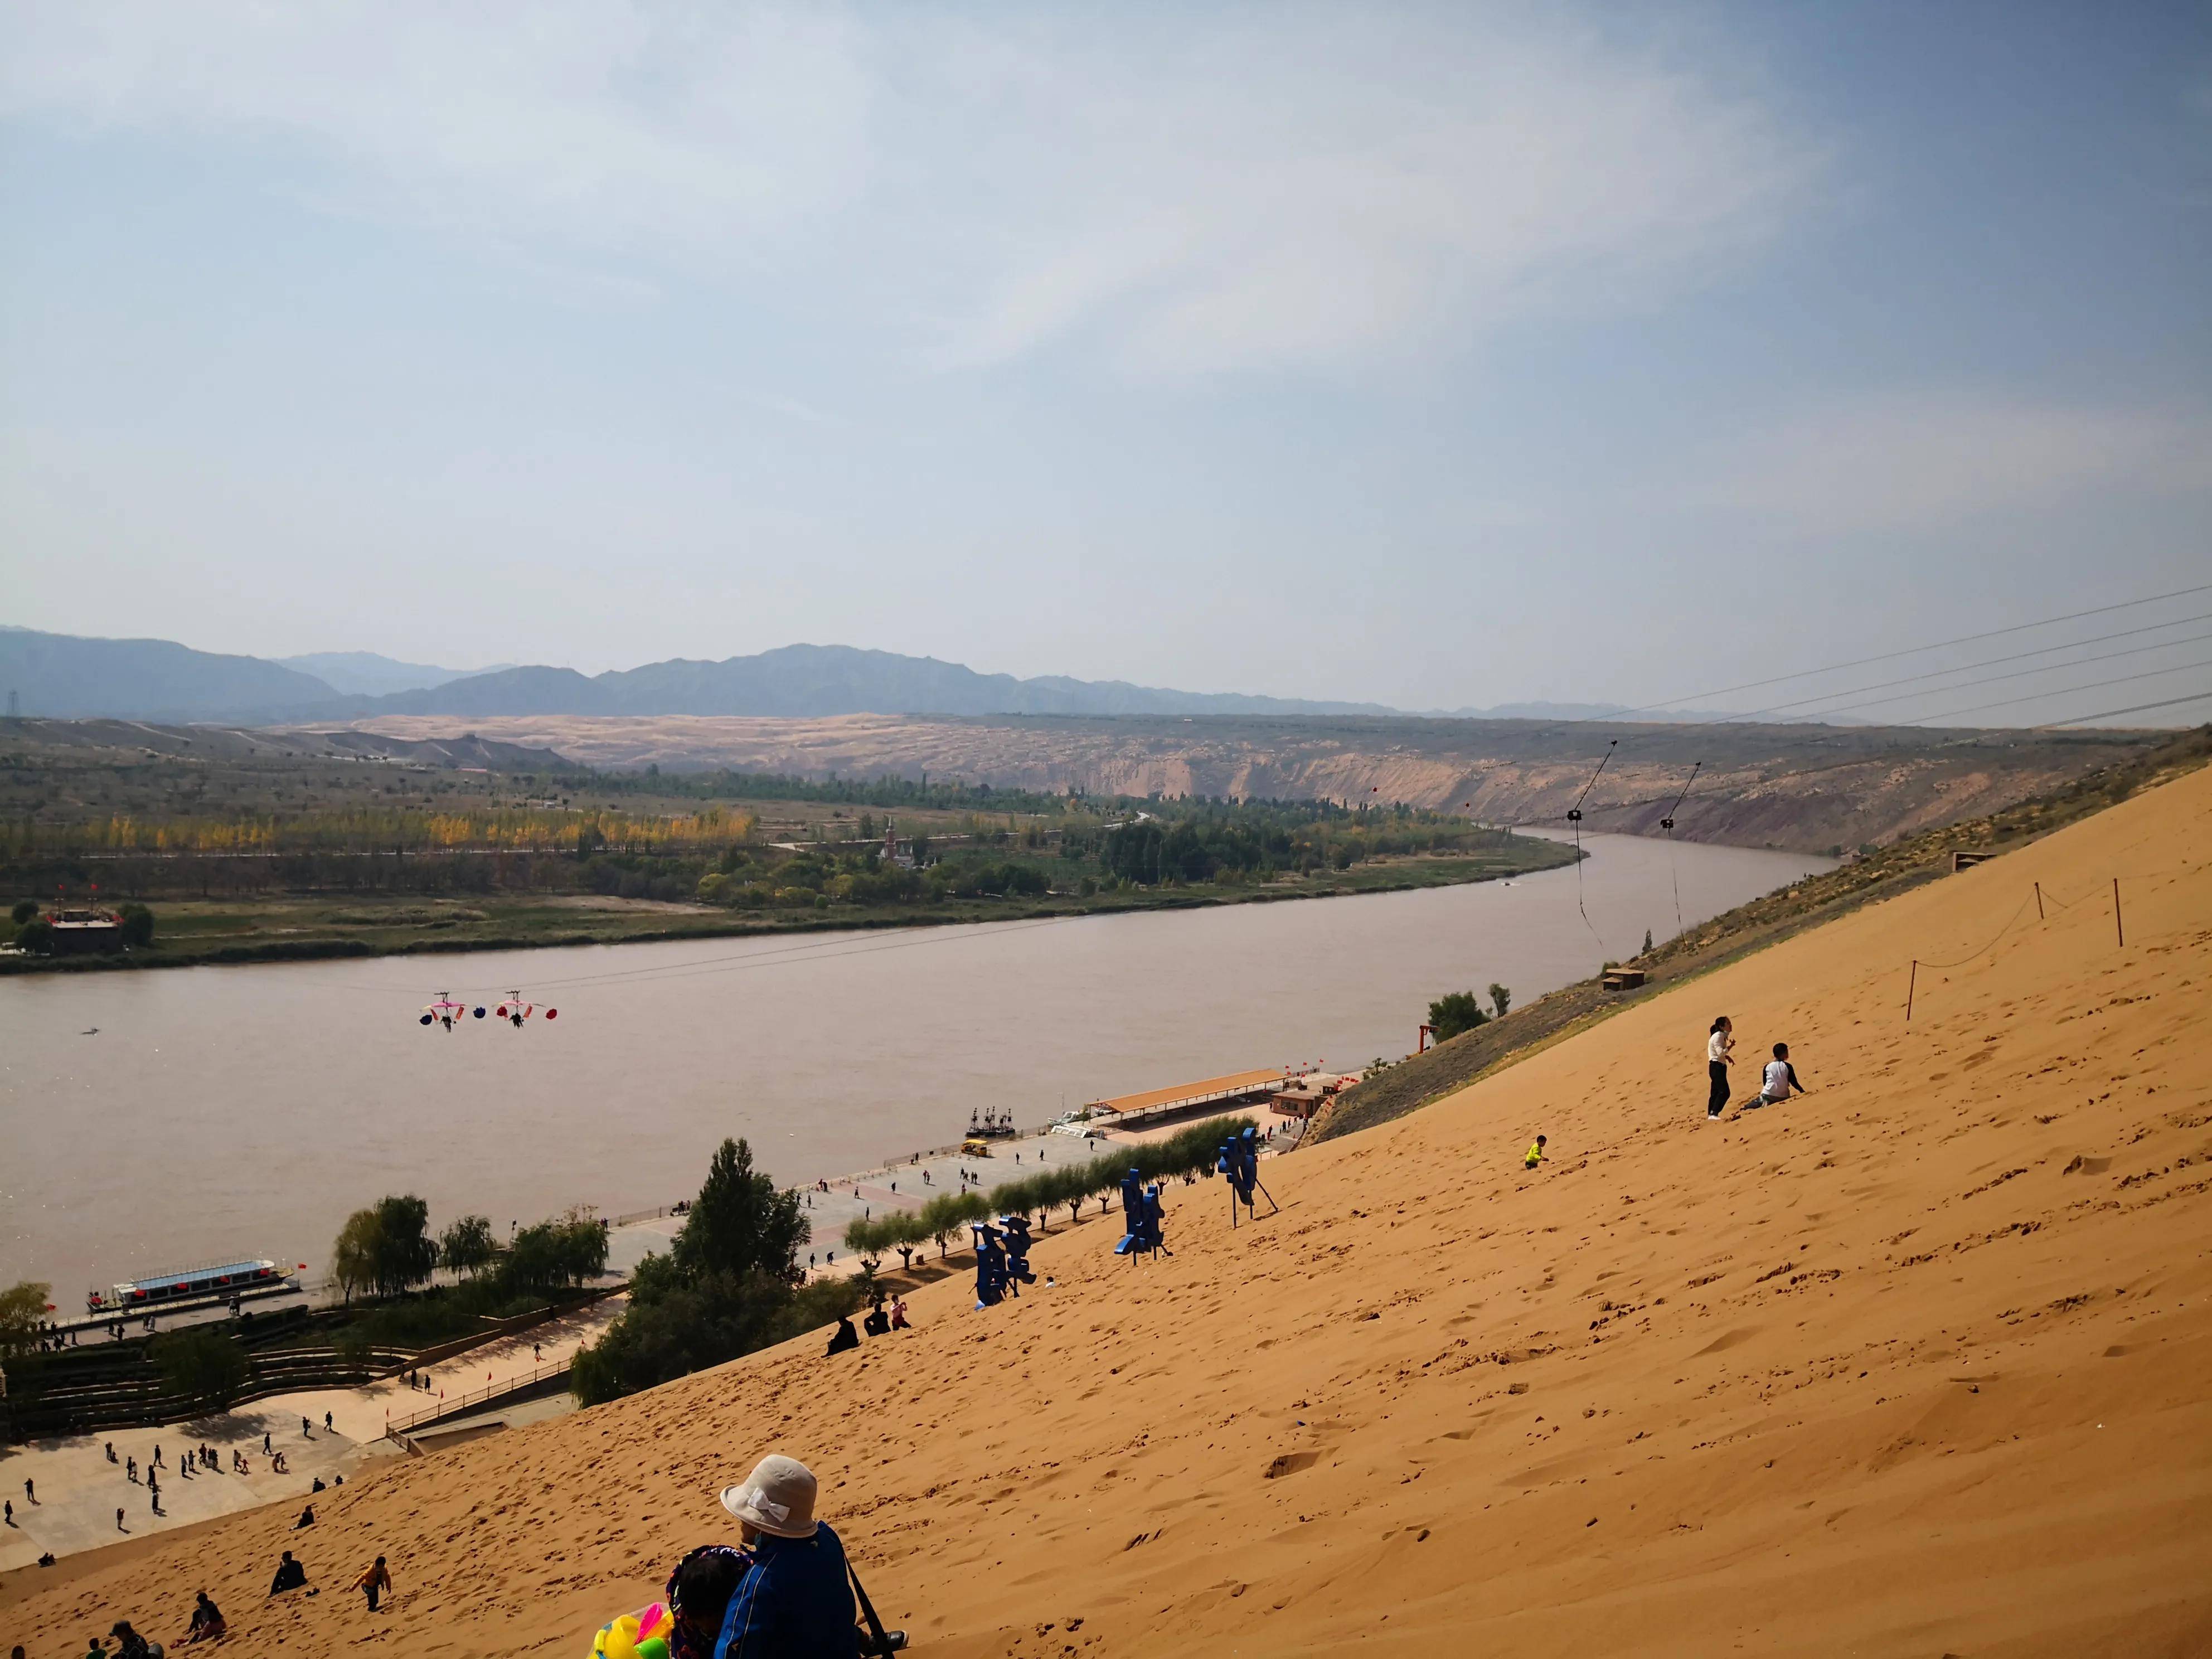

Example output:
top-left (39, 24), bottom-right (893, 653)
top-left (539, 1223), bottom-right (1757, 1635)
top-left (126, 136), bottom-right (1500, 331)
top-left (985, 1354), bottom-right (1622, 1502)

top-left (1900, 860), bottom-right (2210, 1021)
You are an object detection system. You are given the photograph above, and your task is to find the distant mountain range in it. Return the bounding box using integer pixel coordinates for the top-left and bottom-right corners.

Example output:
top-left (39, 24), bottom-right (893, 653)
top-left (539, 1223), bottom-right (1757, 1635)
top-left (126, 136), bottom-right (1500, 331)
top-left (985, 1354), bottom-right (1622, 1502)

top-left (0, 626), bottom-right (1773, 727)
top-left (0, 628), bottom-right (1409, 725)
top-left (274, 651), bottom-right (514, 697)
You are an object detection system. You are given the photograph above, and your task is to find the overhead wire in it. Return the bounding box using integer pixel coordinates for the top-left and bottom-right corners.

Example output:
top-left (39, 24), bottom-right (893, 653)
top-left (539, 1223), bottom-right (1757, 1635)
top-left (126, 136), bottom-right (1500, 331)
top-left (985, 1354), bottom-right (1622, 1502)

top-left (2047, 690), bottom-right (2212, 728)
top-left (1690, 618), bottom-right (2212, 726)
top-left (1904, 657), bottom-right (2212, 727)
top-left (1551, 580), bottom-right (2212, 733)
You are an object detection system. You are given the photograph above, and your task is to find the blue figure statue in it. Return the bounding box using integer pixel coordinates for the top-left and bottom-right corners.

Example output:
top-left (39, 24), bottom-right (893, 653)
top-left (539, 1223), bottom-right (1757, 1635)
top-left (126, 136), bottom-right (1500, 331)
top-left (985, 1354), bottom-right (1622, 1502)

top-left (1115, 1170), bottom-right (1171, 1259)
top-left (1001, 1215), bottom-right (1036, 1289)
top-left (1215, 1125), bottom-right (1277, 1226)
top-left (972, 1219), bottom-right (1008, 1307)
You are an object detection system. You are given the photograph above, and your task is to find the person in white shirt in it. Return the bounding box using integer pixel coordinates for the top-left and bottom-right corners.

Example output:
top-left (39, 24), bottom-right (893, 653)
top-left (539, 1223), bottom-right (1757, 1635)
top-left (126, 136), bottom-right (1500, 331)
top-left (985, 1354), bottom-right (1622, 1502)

top-left (1740, 1042), bottom-right (1807, 1112)
top-left (1705, 1017), bottom-right (1735, 1120)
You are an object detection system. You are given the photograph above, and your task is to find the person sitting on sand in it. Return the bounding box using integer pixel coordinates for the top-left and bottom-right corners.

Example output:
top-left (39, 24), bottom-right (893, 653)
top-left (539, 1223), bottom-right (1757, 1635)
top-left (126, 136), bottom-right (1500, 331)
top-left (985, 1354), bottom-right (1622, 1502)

top-left (295, 1503), bottom-right (315, 1528)
top-left (889, 1298), bottom-right (909, 1331)
top-left (269, 1550), bottom-right (308, 1595)
top-left (1525, 1134), bottom-right (1548, 1170)
top-left (106, 1621), bottom-right (157, 1659)
top-left (1738, 1042), bottom-right (1808, 1113)
top-left (664, 1544), bottom-right (750, 1659)
top-left (826, 1316), bottom-right (860, 1357)
top-left (180, 1592), bottom-right (227, 1645)
top-left (710, 1454), bottom-right (858, 1658)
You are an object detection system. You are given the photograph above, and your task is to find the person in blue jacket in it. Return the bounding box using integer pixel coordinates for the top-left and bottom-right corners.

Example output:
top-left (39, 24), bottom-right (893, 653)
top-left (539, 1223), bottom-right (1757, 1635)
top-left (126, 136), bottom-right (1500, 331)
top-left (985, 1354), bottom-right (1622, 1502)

top-left (713, 1454), bottom-right (858, 1659)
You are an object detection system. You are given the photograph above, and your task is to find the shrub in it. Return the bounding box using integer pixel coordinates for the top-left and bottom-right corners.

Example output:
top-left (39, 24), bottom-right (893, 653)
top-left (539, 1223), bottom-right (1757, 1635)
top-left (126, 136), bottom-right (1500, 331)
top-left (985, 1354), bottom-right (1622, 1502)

top-left (0, 1280), bottom-right (51, 1359)
top-left (152, 1326), bottom-right (250, 1411)
top-left (1427, 991), bottom-right (1488, 1044)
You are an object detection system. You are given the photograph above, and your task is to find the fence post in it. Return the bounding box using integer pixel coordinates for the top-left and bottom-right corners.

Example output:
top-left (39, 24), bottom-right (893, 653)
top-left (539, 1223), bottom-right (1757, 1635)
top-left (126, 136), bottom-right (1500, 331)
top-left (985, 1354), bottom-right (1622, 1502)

top-left (1905, 960), bottom-right (1918, 1023)
top-left (2113, 878), bottom-right (2123, 947)
top-left (2034, 881), bottom-right (2043, 920)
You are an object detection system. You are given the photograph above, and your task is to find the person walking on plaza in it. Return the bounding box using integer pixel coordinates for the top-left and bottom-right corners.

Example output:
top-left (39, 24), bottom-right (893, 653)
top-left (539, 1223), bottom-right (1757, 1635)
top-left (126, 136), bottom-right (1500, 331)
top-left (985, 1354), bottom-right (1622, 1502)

top-left (1706, 1016), bottom-right (1735, 1120)
top-left (353, 1554), bottom-right (392, 1612)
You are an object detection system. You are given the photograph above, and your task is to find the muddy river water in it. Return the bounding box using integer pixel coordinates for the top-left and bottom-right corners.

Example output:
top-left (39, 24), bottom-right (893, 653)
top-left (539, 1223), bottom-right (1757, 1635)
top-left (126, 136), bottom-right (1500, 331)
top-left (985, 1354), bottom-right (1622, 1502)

top-left (0, 832), bottom-right (1828, 1299)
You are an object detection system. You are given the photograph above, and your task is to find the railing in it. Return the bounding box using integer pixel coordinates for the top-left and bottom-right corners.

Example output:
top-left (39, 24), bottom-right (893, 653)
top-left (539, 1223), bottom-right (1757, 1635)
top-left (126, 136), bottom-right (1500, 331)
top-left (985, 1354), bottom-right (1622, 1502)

top-left (386, 1359), bottom-right (571, 1438)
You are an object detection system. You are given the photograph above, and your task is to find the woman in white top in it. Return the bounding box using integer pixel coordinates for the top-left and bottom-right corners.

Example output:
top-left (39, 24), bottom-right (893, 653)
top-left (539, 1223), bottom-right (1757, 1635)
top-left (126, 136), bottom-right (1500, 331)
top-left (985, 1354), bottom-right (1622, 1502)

top-left (1705, 1016), bottom-right (1734, 1120)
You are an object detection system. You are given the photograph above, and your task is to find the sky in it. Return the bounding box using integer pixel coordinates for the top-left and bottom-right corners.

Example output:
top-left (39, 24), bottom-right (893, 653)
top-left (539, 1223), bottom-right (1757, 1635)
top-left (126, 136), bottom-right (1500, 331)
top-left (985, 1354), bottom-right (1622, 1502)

top-left (2, 1), bottom-right (2209, 724)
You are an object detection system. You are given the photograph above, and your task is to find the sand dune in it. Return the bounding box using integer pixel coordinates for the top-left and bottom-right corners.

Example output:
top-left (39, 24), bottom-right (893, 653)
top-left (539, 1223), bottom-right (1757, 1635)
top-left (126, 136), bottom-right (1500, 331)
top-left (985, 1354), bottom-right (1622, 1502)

top-left (8, 764), bottom-right (2210, 1655)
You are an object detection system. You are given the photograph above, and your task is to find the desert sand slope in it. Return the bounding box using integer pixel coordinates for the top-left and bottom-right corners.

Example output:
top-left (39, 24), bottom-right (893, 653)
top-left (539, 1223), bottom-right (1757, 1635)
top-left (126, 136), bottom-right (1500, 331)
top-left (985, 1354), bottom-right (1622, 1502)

top-left (9, 770), bottom-right (2212, 1657)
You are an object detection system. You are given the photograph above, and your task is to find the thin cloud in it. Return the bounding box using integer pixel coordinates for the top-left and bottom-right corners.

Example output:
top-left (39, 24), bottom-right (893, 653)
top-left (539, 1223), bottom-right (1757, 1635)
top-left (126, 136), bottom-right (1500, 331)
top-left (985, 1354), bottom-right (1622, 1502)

top-left (1679, 394), bottom-right (2212, 533)
top-left (2, 2), bottom-right (1820, 377)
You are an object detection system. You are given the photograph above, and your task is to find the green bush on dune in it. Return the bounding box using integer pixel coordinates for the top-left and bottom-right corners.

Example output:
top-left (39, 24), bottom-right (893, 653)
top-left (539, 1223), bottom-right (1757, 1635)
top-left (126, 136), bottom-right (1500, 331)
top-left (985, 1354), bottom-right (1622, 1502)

top-left (573, 1137), bottom-right (841, 1406)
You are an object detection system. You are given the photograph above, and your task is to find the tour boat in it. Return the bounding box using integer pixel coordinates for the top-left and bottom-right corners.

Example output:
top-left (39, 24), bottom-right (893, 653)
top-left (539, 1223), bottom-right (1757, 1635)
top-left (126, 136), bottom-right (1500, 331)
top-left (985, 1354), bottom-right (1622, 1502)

top-left (88, 1258), bottom-right (294, 1313)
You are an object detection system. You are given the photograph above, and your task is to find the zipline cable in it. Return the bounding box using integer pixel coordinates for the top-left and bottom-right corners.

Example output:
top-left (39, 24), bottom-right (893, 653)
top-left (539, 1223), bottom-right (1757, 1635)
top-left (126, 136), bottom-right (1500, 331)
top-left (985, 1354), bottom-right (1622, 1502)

top-left (1565, 741), bottom-right (1617, 951)
top-left (1660, 760), bottom-right (1701, 940)
top-left (2046, 690), bottom-right (2212, 727)
top-left (1701, 623), bottom-right (2212, 726)
top-left (1547, 580), bottom-right (2212, 734)
top-left (1495, 579), bottom-right (2212, 743)
top-left (1904, 657), bottom-right (2212, 727)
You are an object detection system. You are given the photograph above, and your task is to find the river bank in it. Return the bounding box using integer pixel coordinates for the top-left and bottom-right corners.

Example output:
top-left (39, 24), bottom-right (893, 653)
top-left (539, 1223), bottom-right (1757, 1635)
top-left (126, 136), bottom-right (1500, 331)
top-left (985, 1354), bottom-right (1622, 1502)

top-left (0, 845), bottom-right (1573, 976)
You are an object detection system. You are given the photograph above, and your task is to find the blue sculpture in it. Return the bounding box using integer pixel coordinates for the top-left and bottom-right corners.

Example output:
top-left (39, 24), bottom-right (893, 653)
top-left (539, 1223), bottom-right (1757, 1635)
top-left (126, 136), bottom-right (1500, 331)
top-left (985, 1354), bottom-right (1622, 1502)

top-left (972, 1219), bottom-right (1008, 1307)
top-left (1114, 1168), bottom-right (1170, 1260)
top-left (1001, 1215), bottom-right (1037, 1288)
top-left (1214, 1124), bottom-right (1278, 1227)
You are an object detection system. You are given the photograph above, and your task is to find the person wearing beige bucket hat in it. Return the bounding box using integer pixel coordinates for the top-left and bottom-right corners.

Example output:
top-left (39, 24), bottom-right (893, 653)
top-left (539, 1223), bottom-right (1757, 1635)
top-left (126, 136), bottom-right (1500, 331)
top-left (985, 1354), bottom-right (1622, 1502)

top-left (698, 1454), bottom-right (875, 1658)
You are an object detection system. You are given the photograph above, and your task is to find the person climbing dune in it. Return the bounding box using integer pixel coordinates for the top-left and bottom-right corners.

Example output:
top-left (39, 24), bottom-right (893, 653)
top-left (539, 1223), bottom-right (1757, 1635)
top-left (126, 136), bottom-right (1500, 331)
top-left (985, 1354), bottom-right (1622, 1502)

top-left (1525, 1134), bottom-right (1548, 1170)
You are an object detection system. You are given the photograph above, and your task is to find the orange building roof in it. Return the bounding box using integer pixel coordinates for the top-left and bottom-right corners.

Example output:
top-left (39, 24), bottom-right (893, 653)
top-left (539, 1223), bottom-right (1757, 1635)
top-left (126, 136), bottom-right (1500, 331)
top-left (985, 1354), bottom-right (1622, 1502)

top-left (1085, 1068), bottom-right (1286, 1117)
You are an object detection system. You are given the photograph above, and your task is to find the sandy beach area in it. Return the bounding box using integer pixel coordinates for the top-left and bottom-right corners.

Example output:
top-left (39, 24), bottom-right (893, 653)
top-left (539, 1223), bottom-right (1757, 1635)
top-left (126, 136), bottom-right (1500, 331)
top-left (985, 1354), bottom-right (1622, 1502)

top-left (5, 759), bottom-right (2208, 1655)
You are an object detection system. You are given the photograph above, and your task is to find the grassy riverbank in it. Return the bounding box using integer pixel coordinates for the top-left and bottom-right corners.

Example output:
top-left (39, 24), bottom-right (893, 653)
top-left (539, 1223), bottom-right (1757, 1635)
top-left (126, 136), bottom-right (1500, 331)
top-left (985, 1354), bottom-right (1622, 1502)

top-left (1, 841), bottom-right (1575, 973)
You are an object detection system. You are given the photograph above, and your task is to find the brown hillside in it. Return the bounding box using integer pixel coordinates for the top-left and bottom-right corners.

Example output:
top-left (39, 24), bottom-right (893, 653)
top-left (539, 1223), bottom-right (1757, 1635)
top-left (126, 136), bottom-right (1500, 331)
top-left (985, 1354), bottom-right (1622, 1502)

top-left (10, 764), bottom-right (2212, 1656)
top-left (329, 711), bottom-right (2157, 856)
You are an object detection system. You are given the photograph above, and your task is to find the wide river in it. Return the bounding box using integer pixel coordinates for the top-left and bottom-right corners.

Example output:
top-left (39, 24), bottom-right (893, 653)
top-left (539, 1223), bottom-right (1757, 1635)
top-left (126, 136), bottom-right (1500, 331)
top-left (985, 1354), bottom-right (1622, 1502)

top-left (1, 833), bottom-right (1827, 1301)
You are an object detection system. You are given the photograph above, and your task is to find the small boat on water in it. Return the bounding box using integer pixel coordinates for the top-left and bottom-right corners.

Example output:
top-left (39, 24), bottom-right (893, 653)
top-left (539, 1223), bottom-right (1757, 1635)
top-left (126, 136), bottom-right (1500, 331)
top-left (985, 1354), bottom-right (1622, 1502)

top-left (88, 1258), bottom-right (295, 1314)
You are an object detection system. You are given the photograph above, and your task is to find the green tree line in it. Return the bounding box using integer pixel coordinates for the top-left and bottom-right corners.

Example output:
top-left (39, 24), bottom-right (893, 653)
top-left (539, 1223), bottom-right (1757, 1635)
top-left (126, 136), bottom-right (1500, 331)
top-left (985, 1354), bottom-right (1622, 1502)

top-left (840, 1116), bottom-right (1257, 1267)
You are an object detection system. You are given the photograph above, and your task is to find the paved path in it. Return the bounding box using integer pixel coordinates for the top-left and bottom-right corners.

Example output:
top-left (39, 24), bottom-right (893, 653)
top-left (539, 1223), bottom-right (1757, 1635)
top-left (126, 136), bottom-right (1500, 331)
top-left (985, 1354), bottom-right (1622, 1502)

top-left (0, 1298), bottom-right (624, 1568)
top-left (0, 1404), bottom-right (394, 1571)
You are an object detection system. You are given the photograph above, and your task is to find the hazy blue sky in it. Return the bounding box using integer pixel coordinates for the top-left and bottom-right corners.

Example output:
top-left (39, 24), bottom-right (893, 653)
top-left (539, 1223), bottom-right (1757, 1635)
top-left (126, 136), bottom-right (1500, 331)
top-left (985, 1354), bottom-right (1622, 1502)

top-left (3, 2), bottom-right (2208, 721)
